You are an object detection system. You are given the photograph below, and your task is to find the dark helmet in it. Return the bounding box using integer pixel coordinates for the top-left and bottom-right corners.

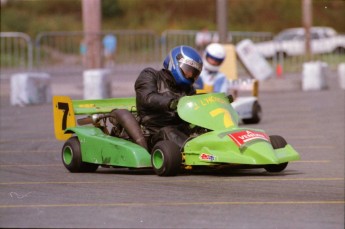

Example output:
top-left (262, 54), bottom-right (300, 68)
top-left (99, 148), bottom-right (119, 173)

top-left (163, 45), bottom-right (203, 86)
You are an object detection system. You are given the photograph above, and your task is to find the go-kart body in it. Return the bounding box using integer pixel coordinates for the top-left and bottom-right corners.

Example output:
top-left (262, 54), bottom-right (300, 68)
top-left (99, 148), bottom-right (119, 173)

top-left (177, 93), bottom-right (298, 167)
top-left (53, 96), bottom-right (152, 168)
top-left (53, 93), bottom-right (300, 176)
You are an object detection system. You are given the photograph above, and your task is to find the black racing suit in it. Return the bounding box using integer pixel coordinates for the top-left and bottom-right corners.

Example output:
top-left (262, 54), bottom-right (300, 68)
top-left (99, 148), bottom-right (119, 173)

top-left (134, 67), bottom-right (195, 150)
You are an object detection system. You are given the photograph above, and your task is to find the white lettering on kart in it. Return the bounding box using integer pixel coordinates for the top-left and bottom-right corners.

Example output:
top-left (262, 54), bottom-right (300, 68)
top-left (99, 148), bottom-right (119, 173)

top-left (228, 130), bottom-right (270, 147)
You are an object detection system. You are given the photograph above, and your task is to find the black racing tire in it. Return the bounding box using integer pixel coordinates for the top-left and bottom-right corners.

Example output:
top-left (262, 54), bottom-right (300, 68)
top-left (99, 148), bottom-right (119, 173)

top-left (62, 136), bottom-right (98, 173)
top-left (242, 101), bottom-right (262, 124)
top-left (151, 140), bottom-right (182, 176)
top-left (264, 135), bottom-right (288, 172)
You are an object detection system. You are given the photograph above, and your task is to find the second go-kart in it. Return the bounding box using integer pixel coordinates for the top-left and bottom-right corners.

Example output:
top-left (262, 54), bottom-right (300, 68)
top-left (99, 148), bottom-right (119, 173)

top-left (53, 93), bottom-right (300, 176)
top-left (228, 78), bottom-right (262, 124)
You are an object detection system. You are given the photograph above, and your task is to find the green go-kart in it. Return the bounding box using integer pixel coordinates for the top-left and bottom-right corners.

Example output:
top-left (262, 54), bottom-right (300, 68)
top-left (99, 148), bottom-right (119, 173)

top-left (53, 93), bottom-right (300, 176)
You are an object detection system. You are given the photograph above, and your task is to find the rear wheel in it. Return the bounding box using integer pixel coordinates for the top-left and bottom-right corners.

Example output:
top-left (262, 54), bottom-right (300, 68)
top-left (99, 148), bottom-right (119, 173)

top-left (62, 136), bottom-right (98, 173)
top-left (265, 135), bottom-right (288, 172)
top-left (242, 101), bottom-right (262, 124)
top-left (151, 140), bottom-right (182, 176)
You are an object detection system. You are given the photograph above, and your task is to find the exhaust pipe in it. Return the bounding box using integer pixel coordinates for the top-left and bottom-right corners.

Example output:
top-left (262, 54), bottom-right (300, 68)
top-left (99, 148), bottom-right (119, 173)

top-left (111, 109), bottom-right (148, 150)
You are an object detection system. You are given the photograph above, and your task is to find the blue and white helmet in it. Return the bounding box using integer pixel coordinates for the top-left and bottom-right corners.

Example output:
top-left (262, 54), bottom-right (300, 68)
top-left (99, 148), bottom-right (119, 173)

top-left (163, 46), bottom-right (203, 86)
top-left (203, 43), bottom-right (226, 72)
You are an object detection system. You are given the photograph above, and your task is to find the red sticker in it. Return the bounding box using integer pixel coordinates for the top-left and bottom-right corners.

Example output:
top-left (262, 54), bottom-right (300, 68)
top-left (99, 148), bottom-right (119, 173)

top-left (228, 130), bottom-right (270, 147)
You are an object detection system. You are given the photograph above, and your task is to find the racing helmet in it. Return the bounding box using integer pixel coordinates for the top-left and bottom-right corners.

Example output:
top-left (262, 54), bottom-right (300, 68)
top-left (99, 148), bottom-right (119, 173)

top-left (203, 43), bottom-right (226, 72)
top-left (163, 45), bottom-right (203, 86)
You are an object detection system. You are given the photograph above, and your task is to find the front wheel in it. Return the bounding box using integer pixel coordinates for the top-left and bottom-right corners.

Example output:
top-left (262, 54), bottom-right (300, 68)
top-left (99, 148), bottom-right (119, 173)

top-left (62, 136), bottom-right (99, 173)
top-left (242, 101), bottom-right (262, 124)
top-left (151, 140), bottom-right (182, 176)
top-left (264, 135), bottom-right (288, 172)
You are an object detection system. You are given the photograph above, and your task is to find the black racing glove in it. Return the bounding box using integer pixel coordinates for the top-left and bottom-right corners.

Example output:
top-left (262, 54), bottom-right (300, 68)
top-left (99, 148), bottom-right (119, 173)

top-left (169, 99), bottom-right (179, 110)
top-left (227, 94), bottom-right (234, 103)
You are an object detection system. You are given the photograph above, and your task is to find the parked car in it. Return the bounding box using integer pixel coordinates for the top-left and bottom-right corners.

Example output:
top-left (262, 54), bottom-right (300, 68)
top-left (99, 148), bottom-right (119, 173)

top-left (254, 27), bottom-right (345, 58)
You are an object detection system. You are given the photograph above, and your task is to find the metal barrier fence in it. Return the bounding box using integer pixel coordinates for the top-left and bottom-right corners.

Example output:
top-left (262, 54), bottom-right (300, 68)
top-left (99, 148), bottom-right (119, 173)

top-left (35, 30), bottom-right (160, 74)
top-left (0, 32), bottom-right (33, 72)
top-left (0, 30), bottom-right (343, 77)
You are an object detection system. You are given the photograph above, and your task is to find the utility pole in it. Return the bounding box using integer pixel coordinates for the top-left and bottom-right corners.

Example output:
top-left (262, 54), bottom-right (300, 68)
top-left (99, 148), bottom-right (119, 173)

top-left (216, 0), bottom-right (228, 43)
top-left (302, 0), bottom-right (313, 60)
top-left (82, 0), bottom-right (102, 68)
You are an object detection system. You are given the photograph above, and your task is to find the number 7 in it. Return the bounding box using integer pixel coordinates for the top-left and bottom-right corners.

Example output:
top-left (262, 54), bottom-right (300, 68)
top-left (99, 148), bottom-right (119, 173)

top-left (210, 108), bottom-right (234, 128)
top-left (58, 102), bottom-right (69, 130)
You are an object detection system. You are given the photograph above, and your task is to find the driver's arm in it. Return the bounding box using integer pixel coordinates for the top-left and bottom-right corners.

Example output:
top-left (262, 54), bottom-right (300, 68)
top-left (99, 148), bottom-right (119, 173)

top-left (135, 68), bottom-right (176, 111)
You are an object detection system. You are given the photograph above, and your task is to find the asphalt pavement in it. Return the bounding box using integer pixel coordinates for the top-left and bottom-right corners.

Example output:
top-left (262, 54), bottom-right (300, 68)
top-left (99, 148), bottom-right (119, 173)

top-left (0, 69), bottom-right (344, 228)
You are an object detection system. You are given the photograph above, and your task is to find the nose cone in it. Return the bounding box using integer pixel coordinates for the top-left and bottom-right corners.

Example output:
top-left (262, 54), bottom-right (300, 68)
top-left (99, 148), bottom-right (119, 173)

top-left (241, 141), bottom-right (280, 164)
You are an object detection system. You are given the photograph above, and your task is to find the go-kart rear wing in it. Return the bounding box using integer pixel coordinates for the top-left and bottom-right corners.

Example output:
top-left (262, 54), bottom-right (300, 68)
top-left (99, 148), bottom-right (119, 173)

top-left (52, 95), bottom-right (136, 141)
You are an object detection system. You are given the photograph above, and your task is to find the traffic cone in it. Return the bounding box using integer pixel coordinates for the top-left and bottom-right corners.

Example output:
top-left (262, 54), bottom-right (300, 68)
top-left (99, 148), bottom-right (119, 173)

top-left (276, 64), bottom-right (283, 78)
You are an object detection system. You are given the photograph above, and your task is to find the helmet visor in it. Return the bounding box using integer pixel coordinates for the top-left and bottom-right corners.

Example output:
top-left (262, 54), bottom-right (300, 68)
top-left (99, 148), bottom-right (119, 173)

top-left (179, 63), bottom-right (201, 82)
top-left (178, 58), bottom-right (202, 82)
top-left (205, 54), bottom-right (223, 66)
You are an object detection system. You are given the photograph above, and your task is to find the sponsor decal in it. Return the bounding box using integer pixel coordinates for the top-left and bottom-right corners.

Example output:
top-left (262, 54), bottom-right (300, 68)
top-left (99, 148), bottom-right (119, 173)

top-left (228, 130), bottom-right (269, 147)
top-left (199, 153), bottom-right (216, 162)
top-left (199, 96), bottom-right (227, 106)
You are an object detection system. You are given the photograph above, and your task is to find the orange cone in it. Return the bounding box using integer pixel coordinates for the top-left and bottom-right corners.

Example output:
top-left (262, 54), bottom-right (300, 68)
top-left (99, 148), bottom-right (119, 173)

top-left (276, 64), bottom-right (283, 78)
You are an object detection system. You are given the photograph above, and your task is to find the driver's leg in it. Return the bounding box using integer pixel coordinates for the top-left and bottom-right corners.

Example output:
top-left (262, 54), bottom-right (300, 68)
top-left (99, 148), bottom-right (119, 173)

top-left (150, 126), bottom-right (189, 149)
